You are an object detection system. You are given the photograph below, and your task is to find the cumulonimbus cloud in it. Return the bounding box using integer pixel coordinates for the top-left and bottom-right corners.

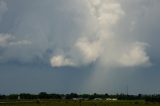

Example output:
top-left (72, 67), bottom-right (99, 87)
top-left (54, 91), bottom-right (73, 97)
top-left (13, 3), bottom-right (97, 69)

top-left (50, 0), bottom-right (151, 68)
top-left (0, 0), bottom-right (152, 68)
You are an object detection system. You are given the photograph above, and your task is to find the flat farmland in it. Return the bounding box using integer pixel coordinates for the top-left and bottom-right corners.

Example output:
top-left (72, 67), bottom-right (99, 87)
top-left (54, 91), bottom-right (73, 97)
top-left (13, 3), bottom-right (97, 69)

top-left (0, 100), bottom-right (160, 106)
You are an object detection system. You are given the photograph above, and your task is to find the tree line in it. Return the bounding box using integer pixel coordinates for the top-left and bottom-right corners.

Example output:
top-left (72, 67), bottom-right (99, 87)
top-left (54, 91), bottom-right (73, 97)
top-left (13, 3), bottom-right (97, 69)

top-left (0, 92), bottom-right (160, 102)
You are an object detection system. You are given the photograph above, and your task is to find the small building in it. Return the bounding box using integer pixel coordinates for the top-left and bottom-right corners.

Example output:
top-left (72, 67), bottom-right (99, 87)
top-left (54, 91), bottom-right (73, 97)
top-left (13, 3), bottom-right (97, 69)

top-left (94, 98), bottom-right (102, 100)
top-left (17, 95), bottom-right (21, 100)
top-left (72, 98), bottom-right (83, 101)
top-left (112, 98), bottom-right (118, 101)
top-left (106, 98), bottom-right (118, 101)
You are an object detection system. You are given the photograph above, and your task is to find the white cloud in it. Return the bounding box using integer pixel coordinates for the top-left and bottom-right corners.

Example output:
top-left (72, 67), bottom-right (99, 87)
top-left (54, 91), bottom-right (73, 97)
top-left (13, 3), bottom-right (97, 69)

top-left (0, 33), bottom-right (31, 47)
top-left (48, 0), bottom-right (151, 68)
top-left (0, 34), bottom-right (13, 47)
top-left (119, 42), bottom-right (150, 67)
top-left (75, 37), bottom-right (102, 64)
top-left (9, 40), bottom-right (31, 46)
top-left (88, 0), bottom-right (125, 25)
top-left (50, 55), bottom-right (75, 67)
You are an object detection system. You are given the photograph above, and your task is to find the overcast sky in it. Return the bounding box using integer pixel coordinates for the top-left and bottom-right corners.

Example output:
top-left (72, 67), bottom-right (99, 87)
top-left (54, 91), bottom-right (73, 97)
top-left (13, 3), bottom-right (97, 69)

top-left (0, 0), bottom-right (160, 94)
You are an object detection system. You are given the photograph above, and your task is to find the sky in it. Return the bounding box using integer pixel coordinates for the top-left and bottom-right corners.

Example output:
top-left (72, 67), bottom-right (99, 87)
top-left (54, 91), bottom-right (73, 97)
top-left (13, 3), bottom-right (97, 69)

top-left (0, 0), bottom-right (160, 94)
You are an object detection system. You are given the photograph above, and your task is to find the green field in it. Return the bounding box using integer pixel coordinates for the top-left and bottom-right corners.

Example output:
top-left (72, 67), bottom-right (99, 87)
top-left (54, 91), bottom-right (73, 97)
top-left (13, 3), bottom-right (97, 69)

top-left (0, 100), bottom-right (160, 106)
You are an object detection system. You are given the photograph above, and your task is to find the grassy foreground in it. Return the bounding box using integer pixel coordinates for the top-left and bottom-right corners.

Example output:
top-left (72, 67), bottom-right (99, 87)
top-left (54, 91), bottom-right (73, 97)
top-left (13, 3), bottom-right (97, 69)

top-left (0, 100), bottom-right (160, 106)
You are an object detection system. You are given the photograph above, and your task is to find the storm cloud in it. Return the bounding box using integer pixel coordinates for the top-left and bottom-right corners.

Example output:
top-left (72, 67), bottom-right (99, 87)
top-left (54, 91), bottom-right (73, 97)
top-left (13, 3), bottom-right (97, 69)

top-left (0, 0), bottom-right (152, 68)
top-left (0, 0), bottom-right (160, 94)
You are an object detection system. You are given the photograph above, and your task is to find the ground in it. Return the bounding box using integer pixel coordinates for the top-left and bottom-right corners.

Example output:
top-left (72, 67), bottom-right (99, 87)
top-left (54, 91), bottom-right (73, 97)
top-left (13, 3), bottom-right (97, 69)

top-left (0, 100), bottom-right (160, 106)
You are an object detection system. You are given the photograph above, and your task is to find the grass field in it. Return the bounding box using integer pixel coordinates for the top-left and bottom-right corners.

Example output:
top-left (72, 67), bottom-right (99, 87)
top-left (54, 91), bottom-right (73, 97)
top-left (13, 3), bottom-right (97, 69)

top-left (0, 100), bottom-right (160, 106)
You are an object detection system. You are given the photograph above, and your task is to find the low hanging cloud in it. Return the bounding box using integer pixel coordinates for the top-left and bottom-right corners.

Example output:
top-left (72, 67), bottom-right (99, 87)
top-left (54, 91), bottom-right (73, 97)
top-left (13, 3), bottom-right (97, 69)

top-left (0, 33), bottom-right (31, 47)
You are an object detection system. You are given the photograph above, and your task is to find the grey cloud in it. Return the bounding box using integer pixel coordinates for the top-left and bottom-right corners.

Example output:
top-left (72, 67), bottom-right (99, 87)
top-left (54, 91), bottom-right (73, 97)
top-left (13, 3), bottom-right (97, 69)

top-left (0, 0), bottom-right (7, 22)
top-left (0, 0), bottom-right (92, 63)
top-left (0, 0), bottom-right (159, 69)
top-left (0, 0), bottom-right (160, 94)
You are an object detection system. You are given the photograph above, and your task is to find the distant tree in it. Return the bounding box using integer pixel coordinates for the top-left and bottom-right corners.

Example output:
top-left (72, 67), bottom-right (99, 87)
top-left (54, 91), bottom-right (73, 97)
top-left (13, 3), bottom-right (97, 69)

top-left (49, 94), bottom-right (62, 99)
top-left (65, 93), bottom-right (78, 99)
top-left (38, 92), bottom-right (49, 99)
top-left (8, 94), bottom-right (19, 99)
top-left (20, 93), bottom-right (38, 99)
top-left (145, 95), bottom-right (160, 103)
top-left (80, 94), bottom-right (90, 99)
top-left (138, 94), bottom-right (142, 99)
top-left (105, 93), bottom-right (109, 97)
top-left (0, 95), bottom-right (6, 99)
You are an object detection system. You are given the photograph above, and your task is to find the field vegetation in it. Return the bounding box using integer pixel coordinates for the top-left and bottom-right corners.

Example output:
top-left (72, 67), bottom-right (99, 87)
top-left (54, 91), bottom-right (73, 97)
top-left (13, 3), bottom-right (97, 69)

top-left (0, 93), bottom-right (160, 106)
